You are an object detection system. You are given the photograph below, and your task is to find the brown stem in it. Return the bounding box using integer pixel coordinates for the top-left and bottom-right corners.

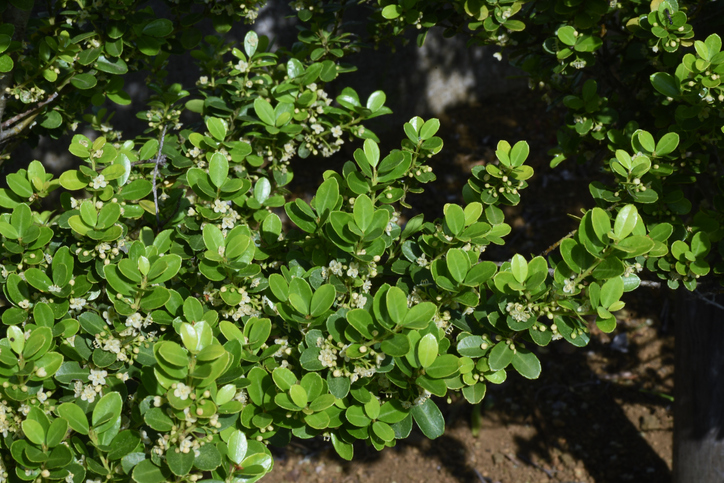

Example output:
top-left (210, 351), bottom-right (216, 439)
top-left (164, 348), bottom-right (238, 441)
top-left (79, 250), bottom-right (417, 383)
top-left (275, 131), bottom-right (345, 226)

top-left (0, 112), bottom-right (40, 145)
top-left (0, 91), bottom-right (59, 131)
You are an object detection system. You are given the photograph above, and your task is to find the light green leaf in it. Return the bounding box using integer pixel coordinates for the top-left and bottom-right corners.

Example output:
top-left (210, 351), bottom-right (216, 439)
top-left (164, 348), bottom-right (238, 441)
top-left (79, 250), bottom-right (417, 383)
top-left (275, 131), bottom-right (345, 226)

top-left (509, 140), bottom-right (529, 167)
top-left (655, 132), bottom-right (679, 156)
top-left (205, 117), bottom-right (227, 141)
top-left (227, 430), bottom-right (248, 465)
top-left (133, 460), bottom-right (168, 483)
top-left (614, 205), bottom-right (638, 239)
top-left (22, 418), bottom-right (45, 445)
top-left (385, 286), bottom-right (408, 325)
top-left (254, 98), bottom-right (275, 125)
top-left (92, 392), bottom-right (123, 431)
top-left (510, 254), bottom-right (528, 284)
top-left (208, 152), bottom-right (228, 187)
top-left (417, 333), bottom-right (438, 368)
top-left (310, 284), bottom-right (336, 317)
top-left (488, 341), bottom-right (513, 371)
top-left (600, 276), bottom-right (624, 309)
top-left (312, 178), bottom-right (339, 222)
top-left (353, 194), bottom-right (374, 232)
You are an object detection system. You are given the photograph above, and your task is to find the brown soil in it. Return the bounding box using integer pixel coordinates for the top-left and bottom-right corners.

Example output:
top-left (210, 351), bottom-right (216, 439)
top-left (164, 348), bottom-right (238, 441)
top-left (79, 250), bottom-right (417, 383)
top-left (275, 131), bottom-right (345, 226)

top-left (270, 91), bottom-right (675, 483)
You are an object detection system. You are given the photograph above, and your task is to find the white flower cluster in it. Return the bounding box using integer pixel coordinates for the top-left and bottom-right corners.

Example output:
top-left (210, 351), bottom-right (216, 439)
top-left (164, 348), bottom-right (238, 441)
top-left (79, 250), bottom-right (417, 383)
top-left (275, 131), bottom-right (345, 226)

top-left (506, 302), bottom-right (531, 323)
top-left (73, 380), bottom-right (100, 403)
top-left (0, 400), bottom-right (17, 438)
top-left (563, 277), bottom-right (576, 294)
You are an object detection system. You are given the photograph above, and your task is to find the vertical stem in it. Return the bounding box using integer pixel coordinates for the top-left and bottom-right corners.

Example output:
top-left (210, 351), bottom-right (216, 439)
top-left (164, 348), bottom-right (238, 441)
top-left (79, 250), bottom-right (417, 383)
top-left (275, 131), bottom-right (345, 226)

top-left (673, 289), bottom-right (724, 482)
top-left (153, 125), bottom-right (169, 230)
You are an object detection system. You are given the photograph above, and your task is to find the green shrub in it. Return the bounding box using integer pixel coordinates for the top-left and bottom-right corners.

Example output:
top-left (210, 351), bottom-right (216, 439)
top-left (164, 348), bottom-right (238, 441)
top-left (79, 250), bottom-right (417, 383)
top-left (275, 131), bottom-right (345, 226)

top-left (0, 0), bottom-right (721, 482)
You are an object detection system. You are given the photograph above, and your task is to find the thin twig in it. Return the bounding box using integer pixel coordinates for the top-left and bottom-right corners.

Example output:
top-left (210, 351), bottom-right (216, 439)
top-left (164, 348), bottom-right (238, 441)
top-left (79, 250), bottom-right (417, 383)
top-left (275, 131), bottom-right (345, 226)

top-left (0, 113), bottom-right (40, 145)
top-left (152, 125), bottom-right (169, 229)
top-left (472, 469), bottom-right (491, 483)
top-left (1, 91), bottom-right (59, 130)
top-left (541, 230), bottom-right (576, 257)
top-left (686, 290), bottom-right (724, 312)
top-left (639, 280), bottom-right (661, 289)
top-left (514, 453), bottom-right (556, 478)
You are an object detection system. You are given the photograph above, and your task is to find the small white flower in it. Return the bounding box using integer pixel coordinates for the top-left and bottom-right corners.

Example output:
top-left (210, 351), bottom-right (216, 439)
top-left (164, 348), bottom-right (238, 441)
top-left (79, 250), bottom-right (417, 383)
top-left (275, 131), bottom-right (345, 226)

top-left (493, 52), bottom-right (503, 61)
top-left (563, 278), bottom-right (576, 294)
top-left (104, 339), bottom-right (121, 354)
top-left (48, 284), bottom-right (62, 293)
top-left (222, 216), bottom-right (235, 229)
top-left (174, 383), bottom-right (192, 401)
top-left (329, 260), bottom-right (344, 277)
top-left (89, 369), bottom-right (107, 386)
top-left (179, 436), bottom-right (193, 453)
top-left (80, 385), bottom-right (96, 403)
top-left (331, 126), bottom-right (343, 138)
top-left (91, 175), bottom-right (107, 189)
top-left (125, 312), bottom-right (143, 329)
top-left (69, 298), bottom-right (86, 310)
top-left (347, 262), bottom-right (359, 278)
top-left (318, 348), bottom-right (337, 368)
top-left (73, 380), bottom-right (83, 398)
top-left (213, 199), bottom-right (229, 213)
top-left (18, 299), bottom-right (31, 309)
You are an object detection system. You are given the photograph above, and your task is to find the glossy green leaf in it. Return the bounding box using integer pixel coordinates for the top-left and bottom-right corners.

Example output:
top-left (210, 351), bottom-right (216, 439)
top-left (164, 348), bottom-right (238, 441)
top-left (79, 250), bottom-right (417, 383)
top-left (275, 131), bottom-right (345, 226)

top-left (312, 178), bottom-right (339, 222)
top-left (310, 284), bottom-right (336, 317)
top-left (227, 430), bottom-right (248, 465)
top-left (206, 117), bottom-right (227, 141)
top-left (614, 205), bottom-right (638, 239)
top-left (22, 418), bottom-right (45, 445)
top-left (254, 98), bottom-right (275, 125)
top-left (381, 333), bottom-right (410, 356)
top-left (410, 398), bottom-right (444, 439)
top-left (133, 460), bottom-right (168, 483)
top-left (92, 391), bottom-right (123, 431)
top-left (331, 433), bottom-right (354, 460)
top-left (511, 348), bottom-right (541, 379)
top-left (46, 418), bottom-right (68, 448)
top-left (462, 382), bottom-right (487, 404)
top-left (650, 72), bottom-right (679, 98)
top-left (446, 248), bottom-right (469, 283)
top-left (655, 132), bottom-right (679, 156)
top-left (402, 302), bottom-right (436, 329)
top-left (488, 342), bottom-right (513, 371)
top-left (208, 152), bottom-right (228, 188)
top-left (600, 276), bottom-right (624, 309)
top-left (144, 408), bottom-right (174, 432)
top-left (509, 140), bottom-right (529, 167)
top-left (417, 333), bottom-right (438, 368)
top-left (386, 286), bottom-right (408, 325)
top-left (510, 254), bottom-right (528, 284)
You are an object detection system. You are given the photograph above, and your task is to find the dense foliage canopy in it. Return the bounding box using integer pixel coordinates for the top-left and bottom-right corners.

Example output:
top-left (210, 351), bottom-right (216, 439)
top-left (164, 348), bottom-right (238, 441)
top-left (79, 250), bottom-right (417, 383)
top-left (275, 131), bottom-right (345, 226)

top-left (0, 0), bottom-right (722, 481)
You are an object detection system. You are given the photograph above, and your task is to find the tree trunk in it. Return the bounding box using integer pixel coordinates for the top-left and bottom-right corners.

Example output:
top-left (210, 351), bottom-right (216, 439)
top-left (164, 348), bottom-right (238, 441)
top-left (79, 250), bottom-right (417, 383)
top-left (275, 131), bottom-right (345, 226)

top-left (674, 290), bottom-right (724, 482)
